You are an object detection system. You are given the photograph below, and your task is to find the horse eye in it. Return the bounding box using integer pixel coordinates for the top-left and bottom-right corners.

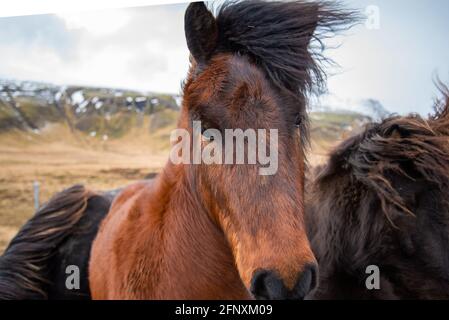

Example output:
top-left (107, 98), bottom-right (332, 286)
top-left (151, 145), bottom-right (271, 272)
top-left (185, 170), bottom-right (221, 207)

top-left (295, 114), bottom-right (302, 128)
top-left (201, 126), bottom-right (215, 142)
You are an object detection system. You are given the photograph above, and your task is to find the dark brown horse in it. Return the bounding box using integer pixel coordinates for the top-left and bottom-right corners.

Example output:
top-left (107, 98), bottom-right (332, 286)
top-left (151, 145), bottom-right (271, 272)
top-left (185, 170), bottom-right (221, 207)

top-left (306, 83), bottom-right (449, 299)
top-left (89, 1), bottom-right (356, 300)
top-left (0, 185), bottom-right (115, 299)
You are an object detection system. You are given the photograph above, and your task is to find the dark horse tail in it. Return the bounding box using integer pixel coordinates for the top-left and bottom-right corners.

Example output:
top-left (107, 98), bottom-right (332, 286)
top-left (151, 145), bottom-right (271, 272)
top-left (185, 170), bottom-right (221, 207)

top-left (0, 185), bottom-right (111, 300)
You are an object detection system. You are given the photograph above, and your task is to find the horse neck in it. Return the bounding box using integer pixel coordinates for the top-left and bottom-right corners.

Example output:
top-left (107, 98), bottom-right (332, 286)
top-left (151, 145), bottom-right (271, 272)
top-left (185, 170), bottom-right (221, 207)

top-left (145, 162), bottom-right (249, 299)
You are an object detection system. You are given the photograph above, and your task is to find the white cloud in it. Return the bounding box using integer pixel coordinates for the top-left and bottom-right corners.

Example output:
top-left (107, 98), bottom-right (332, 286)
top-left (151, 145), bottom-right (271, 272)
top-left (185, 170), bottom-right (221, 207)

top-left (58, 10), bottom-right (132, 36)
top-left (0, 0), bottom-right (185, 18)
top-left (0, 4), bottom-right (190, 94)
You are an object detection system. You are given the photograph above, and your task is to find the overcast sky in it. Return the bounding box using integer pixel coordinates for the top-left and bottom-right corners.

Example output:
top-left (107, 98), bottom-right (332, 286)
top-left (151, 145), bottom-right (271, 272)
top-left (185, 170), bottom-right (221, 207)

top-left (0, 0), bottom-right (448, 115)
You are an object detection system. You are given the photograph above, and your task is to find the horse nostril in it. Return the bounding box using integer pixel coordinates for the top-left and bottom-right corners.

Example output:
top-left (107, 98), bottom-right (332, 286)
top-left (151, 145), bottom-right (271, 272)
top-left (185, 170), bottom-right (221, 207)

top-left (250, 265), bottom-right (318, 300)
top-left (250, 270), bottom-right (287, 300)
top-left (292, 264), bottom-right (318, 300)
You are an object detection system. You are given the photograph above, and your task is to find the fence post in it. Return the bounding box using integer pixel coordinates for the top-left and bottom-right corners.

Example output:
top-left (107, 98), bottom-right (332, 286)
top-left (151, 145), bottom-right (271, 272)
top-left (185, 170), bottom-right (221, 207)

top-left (33, 181), bottom-right (40, 211)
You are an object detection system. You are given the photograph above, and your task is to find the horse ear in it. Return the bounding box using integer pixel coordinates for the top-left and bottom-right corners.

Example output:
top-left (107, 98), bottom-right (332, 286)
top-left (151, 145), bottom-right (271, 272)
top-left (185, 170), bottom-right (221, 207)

top-left (184, 2), bottom-right (218, 64)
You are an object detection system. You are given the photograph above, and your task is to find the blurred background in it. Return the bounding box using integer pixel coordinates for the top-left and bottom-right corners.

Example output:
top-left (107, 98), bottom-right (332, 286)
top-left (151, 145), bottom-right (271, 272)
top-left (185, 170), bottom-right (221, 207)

top-left (0, 0), bottom-right (448, 251)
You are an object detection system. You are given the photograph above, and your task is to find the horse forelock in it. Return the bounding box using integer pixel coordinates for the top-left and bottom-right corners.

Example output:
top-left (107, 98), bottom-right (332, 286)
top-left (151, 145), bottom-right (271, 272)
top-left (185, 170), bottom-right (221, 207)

top-left (214, 0), bottom-right (359, 97)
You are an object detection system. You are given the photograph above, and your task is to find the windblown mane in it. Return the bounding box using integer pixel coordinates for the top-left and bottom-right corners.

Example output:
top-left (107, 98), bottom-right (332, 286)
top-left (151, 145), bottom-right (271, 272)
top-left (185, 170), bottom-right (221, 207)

top-left (317, 84), bottom-right (449, 220)
top-left (214, 0), bottom-right (359, 96)
top-left (0, 185), bottom-right (94, 299)
top-left (431, 81), bottom-right (449, 130)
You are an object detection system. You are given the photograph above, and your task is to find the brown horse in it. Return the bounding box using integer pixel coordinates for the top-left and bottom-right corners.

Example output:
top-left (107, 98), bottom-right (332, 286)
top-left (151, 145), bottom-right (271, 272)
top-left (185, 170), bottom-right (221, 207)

top-left (89, 1), bottom-right (356, 300)
top-left (306, 83), bottom-right (449, 299)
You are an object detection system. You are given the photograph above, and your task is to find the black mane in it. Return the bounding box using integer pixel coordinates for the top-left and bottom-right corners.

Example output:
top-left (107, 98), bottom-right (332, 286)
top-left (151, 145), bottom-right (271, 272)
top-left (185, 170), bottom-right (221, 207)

top-left (0, 185), bottom-right (95, 299)
top-left (215, 0), bottom-right (359, 96)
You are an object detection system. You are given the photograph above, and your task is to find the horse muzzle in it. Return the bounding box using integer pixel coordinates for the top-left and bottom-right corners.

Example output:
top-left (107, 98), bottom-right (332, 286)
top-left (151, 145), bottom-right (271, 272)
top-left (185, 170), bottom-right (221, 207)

top-left (250, 264), bottom-right (318, 300)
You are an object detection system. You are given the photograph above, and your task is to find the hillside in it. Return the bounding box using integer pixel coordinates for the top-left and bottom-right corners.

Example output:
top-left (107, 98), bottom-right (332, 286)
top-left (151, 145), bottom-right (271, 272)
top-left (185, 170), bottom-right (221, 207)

top-left (0, 78), bottom-right (376, 148)
top-left (0, 78), bottom-right (180, 137)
